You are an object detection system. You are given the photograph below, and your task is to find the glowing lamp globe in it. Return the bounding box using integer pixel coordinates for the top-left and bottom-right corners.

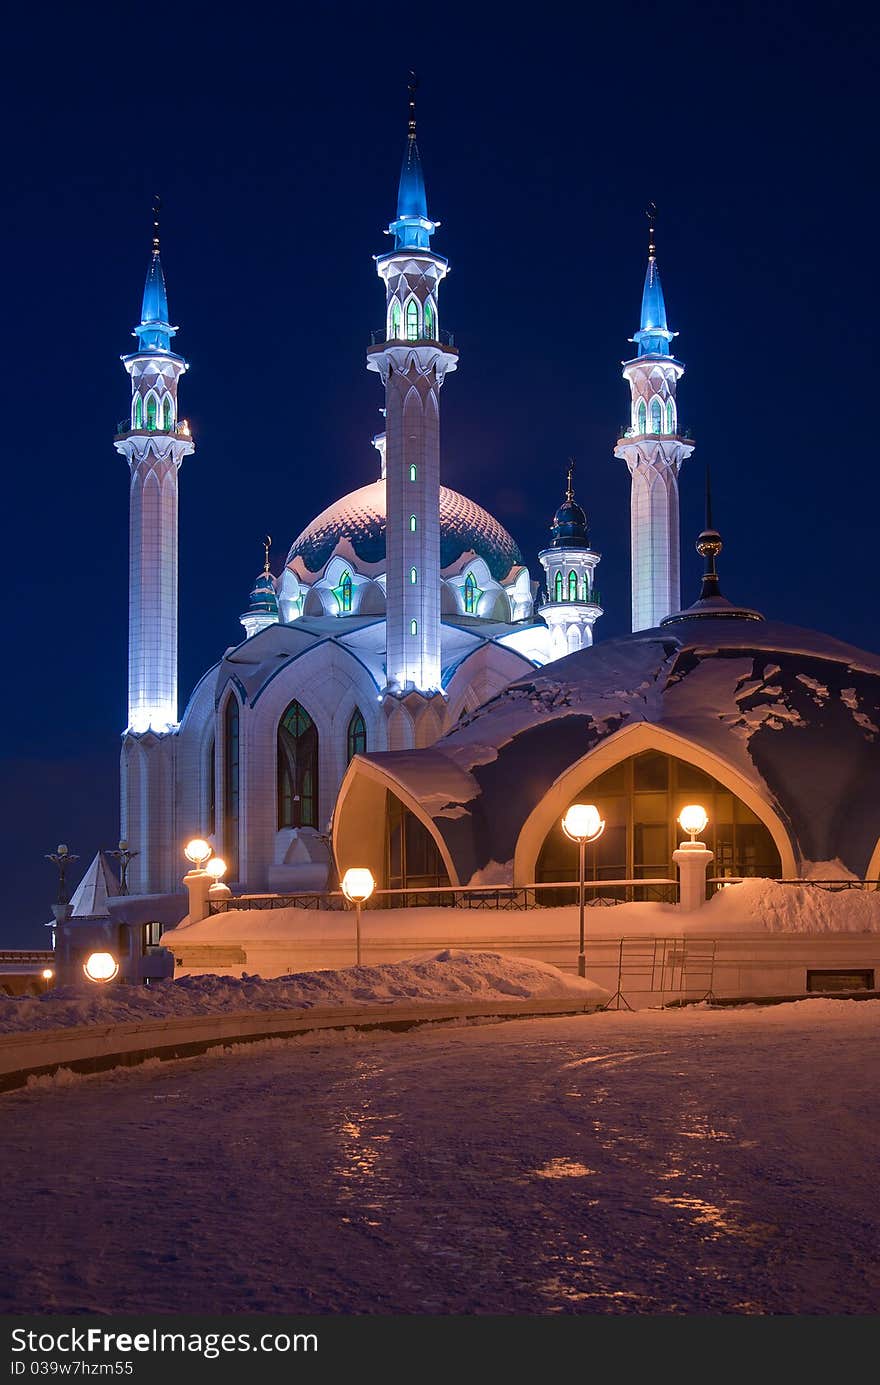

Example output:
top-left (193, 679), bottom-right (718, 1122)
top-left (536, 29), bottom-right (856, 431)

top-left (205, 856), bottom-right (228, 881)
top-left (184, 838), bottom-right (212, 869)
top-left (341, 868), bottom-right (376, 904)
top-left (561, 804), bottom-right (605, 844)
top-left (678, 804), bottom-right (709, 841)
top-left (41, 968), bottom-right (54, 981)
top-left (83, 952), bottom-right (119, 984)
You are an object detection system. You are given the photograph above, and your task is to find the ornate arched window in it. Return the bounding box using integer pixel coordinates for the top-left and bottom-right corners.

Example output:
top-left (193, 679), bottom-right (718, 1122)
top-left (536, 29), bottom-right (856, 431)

top-left (347, 708), bottom-right (367, 764)
top-left (582, 574), bottom-right (591, 602)
top-left (536, 750), bottom-right (783, 897)
top-left (406, 298), bottom-right (420, 341)
top-left (424, 298), bottom-right (436, 339)
top-left (410, 619), bottom-right (418, 636)
top-left (554, 571), bottom-right (563, 602)
top-left (568, 570), bottom-right (578, 601)
top-left (410, 514), bottom-right (417, 532)
top-left (666, 399), bottom-right (675, 434)
top-left (650, 398), bottom-right (663, 433)
top-left (464, 573), bottom-right (477, 614)
top-left (390, 299), bottom-right (402, 339)
top-left (162, 395), bottom-right (173, 430)
top-left (637, 399), bottom-right (647, 434)
top-left (339, 571), bottom-right (353, 613)
top-left (409, 464), bottom-right (417, 482)
top-left (410, 567), bottom-right (418, 585)
top-left (133, 395), bottom-right (143, 429)
top-left (223, 698), bottom-right (240, 876)
top-left (145, 394), bottom-right (158, 431)
top-left (277, 700), bottom-right (318, 829)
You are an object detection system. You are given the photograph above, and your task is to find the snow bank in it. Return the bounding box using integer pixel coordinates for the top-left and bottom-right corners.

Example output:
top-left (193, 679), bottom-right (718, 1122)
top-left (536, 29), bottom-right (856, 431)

top-left (0, 951), bottom-right (607, 1036)
top-left (702, 878), bottom-right (880, 933)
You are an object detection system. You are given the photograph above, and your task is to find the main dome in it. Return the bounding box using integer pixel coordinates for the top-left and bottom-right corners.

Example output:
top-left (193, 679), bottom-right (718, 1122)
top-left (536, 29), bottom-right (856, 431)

top-left (287, 479), bottom-right (523, 582)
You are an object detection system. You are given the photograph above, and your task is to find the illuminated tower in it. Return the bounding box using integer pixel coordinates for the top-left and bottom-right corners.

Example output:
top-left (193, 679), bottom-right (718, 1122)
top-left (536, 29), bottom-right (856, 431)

top-left (367, 79), bottom-right (457, 697)
top-left (115, 202), bottom-right (194, 733)
top-left (614, 210), bottom-right (694, 630)
top-left (538, 463), bottom-right (603, 659)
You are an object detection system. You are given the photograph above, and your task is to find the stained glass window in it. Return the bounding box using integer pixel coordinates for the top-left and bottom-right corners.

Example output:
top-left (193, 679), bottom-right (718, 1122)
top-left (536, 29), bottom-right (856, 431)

top-left (464, 573), bottom-right (477, 613)
top-left (347, 708), bottom-right (366, 764)
top-left (554, 571), bottom-right (563, 602)
top-left (162, 396), bottom-right (173, 430)
top-left (390, 300), bottom-right (402, 339)
top-left (278, 700), bottom-right (318, 829)
top-left (568, 570), bottom-right (578, 601)
top-left (637, 399), bottom-right (647, 434)
top-left (339, 571), bottom-right (353, 613)
top-left (650, 399), bottom-right (662, 433)
top-left (424, 298), bottom-right (436, 339)
top-left (145, 394), bottom-right (158, 431)
top-left (406, 298), bottom-right (419, 341)
top-left (133, 395), bottom-right (143, 429)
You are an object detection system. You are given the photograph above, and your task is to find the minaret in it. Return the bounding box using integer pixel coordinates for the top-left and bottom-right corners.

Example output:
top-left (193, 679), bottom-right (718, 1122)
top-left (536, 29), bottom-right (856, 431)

top-left (538, 462), bottom-right (603, 659)
top-left (614, 207), bottom-right (694, 631)
top-left (367, 78), bottom-right (457, 696)
top-left (115, 201), bottom-right (194, 733)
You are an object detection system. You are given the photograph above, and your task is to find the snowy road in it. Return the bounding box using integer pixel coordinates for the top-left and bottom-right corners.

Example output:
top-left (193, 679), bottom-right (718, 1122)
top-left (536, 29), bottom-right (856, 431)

top-left (2, 1001), bottom-right (878, 1315)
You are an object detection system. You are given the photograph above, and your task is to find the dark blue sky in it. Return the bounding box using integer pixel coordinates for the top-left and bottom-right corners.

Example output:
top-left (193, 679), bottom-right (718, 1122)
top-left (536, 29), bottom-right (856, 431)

top-left (2, 2), bottom-right (876, 945)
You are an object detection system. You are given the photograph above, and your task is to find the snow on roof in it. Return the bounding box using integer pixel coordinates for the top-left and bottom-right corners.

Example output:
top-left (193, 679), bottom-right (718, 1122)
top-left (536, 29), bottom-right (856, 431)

top-left (68, 852), bottom-right (122, 918)
top-left (360, 617), bottom-right (880, 880)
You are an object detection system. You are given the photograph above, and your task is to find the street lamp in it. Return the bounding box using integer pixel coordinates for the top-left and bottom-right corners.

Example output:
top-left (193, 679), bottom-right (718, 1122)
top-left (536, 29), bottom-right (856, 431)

top-left (677, 804), bottom-right (709, 842)
top-left (562, 803), bottom-right (606, 978)
top-left (184, 838), bottom-right (213, 870)
top-left (340, 867), bottom-right (375, 966)
top-left (673, 803), bottom-right (713, 911)
top-left (205, 855), bottom-right (232, 902)
top-left (83, 952), bottom-right (119, 984)
top-left (41, 968), bottom-right (54, 991)
top-left (108, 839), bottom-right (139, 895)
top-left (45, 843), bottom-right (79, 905)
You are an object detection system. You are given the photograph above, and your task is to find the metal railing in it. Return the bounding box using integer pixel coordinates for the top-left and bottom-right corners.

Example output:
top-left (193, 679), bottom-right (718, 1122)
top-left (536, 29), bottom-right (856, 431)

top-left (0, 950), bottom-right (54, 966)
top-left (369, 327), bottom-right (456, 347)
top-left (618, 424), bottom-right (694, 441)
top-left (115, 420), bottom-right (192, 438)
top-left (209, 878), bottom-right (679, 915)
top-left (708, 877), bottom-right (880, 895)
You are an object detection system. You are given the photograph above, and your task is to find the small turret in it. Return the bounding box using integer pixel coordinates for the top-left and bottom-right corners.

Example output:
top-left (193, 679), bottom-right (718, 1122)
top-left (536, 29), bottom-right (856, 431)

top-left (538, 462), bottom-right (603, 659)
top-left (241, 537), bottom-right (280, 639)
top-left (661, 467), bottom-right (763, 625)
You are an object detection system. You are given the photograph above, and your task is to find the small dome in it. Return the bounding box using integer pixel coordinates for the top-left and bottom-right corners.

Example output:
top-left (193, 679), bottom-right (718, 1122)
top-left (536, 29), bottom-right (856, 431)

top-left (551, 497), bottom-right (590, 548)
top-left (287, 479), bottom-right (523, 582)
top-left (248, 571), bottom-right (278, 617)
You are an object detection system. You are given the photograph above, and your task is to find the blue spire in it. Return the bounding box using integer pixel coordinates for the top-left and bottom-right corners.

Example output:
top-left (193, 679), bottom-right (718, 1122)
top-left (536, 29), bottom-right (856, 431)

top-left (387, 76), bottom-right (438, 251)
top-left (632, 206), bottom-right (675, 357)
top-left (134, 199), bottom-right (177, 353)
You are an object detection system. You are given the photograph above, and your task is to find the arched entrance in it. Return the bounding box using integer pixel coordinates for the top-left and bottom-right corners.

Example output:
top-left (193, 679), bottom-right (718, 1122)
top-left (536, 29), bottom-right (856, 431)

top-left (536, 749), bottom-right (782, 897)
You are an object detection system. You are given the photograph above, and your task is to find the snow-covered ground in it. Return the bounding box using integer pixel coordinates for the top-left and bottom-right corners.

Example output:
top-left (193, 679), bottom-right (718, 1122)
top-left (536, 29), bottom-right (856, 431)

top-left (0, 952), bottom-right (605, 1034)
top-left (1, 1000), bottom-right (877, 1314)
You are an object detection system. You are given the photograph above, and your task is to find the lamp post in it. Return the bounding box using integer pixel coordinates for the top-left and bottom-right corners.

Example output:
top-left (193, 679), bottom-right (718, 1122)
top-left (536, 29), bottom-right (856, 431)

top-left (45, 843), bottom-right (79, 905)
top-left (108, 839), bottom-right (139, 895)
top-left (561, 804), bottom-right (606, 977)
top-left (340, 868), bottom-right (376, 966)
top-left (673, 804), bottom-right (712, 911)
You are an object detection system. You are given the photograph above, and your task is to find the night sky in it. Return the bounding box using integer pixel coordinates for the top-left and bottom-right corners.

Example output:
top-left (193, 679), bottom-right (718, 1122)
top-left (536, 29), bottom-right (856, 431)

top-left (2, 2), bottom-right (876, 946)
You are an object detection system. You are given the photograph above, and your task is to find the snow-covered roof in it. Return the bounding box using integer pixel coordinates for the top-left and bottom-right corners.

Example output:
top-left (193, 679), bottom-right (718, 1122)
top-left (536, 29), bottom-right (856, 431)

top-left (355, 616), bottom-right (880, 881)
top-left (69, 852), bottom-right (121, 918)
top-left (287, 479), bottom-right (524, 582)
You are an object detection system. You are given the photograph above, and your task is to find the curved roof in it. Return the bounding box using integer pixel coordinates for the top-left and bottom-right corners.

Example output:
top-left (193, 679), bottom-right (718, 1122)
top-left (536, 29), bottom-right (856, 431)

top-left (287, 479), bottom-right (523, 582)
top-left (351, 615), bottom-right (880, 883)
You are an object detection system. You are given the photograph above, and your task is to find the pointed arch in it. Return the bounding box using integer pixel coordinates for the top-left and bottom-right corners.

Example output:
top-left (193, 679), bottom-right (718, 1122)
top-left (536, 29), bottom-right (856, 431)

top-left (389, 298), bottom-right (402, 340)
top-left (464, 572), bottom-right (478, 614)
top-left (513, 721), bottom-right (798, 885)
top-left (133, 395), bottom-right (143, 429)
top-left (409, 463), bottom-right (417, 482)
top-left (346, 707), bottom-right (367, 765)
top-left (567, 570), bottom-right (578, 602)
top-left (405, 296), bottom-right (420, 341)
top-left (277, 699), bottom-right (318, 829)
top-left (162, 395), bottom-right (173, 430)
top-left (554, 570), bottom-right (563, 602)
top-left (339, 570), bottom-right (353, 613)
top-left (424, 297), bottom-right (436, 339)
top-left (666, 398), bottom-right (676, 435)
top-left (145, 392), bottom-right (158, 431)
top-left (410, 514), bottom-right (418, 532)
top-left (636, 398), bottom-right (647, 434)
top-left (222, 694), bottom-right (240, 878)
top-left (650, 397), bottom-right (663, 434)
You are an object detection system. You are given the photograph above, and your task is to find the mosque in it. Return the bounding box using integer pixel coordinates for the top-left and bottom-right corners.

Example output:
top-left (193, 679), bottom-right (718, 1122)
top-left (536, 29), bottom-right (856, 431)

top-left (112, 89), bottom-right (880, 915)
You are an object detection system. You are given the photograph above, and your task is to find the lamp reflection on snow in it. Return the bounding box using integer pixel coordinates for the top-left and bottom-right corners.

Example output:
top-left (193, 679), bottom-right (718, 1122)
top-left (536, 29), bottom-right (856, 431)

top-left (561, 804), bottom-right (606, 978)
top-left (341, 868), bottom-right (375, 967)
